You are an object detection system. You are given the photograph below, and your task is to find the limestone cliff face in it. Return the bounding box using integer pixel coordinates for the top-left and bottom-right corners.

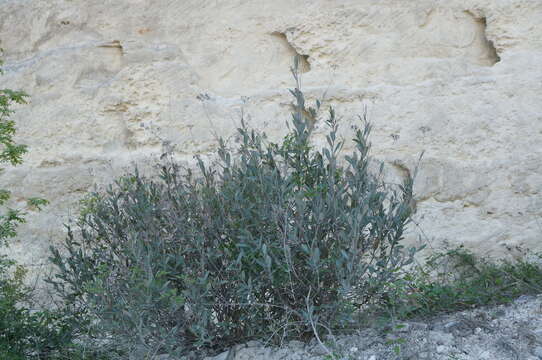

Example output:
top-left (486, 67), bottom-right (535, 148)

top-left (0, 0), bottom-right (541, 271)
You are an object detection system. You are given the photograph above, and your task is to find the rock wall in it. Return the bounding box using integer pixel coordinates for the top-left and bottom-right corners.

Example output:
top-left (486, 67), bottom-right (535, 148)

top-left (0, 0), bottom-right (541, 274)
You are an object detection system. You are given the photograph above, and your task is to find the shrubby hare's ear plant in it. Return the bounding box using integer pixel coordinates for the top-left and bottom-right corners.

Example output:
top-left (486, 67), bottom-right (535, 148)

top-left (49, 58), bottom-right (420, 358)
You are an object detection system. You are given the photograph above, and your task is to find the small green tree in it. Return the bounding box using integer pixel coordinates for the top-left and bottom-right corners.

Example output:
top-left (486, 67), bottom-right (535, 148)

top-left (0, 57), bottom-right (29, 240)
top-left (0, 53), bottom-right (47, 242)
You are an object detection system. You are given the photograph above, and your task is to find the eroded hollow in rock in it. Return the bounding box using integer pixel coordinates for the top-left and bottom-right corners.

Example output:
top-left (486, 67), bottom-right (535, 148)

top-left (467, 12), bottom-right (501, 66)
top-left (272, 32), bottom-right (311, 73)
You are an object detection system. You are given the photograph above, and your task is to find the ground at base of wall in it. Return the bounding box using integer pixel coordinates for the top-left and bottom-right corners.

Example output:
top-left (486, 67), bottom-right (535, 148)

top-left (197, 294), bottom-right (542, 360)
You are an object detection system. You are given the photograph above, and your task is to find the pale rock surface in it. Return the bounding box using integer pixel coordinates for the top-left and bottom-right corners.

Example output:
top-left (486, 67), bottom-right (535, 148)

top-left (0, 0), bottom-right (541, 276)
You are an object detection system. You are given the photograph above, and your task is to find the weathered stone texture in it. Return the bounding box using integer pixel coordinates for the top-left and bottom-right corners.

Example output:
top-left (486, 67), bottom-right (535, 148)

top-left (0, 0), bottom-right (541, 271)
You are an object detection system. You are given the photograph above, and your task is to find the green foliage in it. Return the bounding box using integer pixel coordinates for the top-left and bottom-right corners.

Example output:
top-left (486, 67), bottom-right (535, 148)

top-left (0, 53), bottom-right (48, 246)
top-left (0, 257), bottom-right (115, 360)
top-left (382, 246), bottom-right (542, 319)
top-left (0, 255), bottom-right (99, 359)
top-left (0, 55), bottom-right (31, 246)
top-left (49, 60), bottom-right (419, 358)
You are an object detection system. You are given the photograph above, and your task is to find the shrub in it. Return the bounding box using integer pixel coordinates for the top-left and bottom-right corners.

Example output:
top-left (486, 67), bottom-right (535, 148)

top-left (49, 60), bottom-right (419, 358)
